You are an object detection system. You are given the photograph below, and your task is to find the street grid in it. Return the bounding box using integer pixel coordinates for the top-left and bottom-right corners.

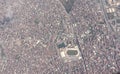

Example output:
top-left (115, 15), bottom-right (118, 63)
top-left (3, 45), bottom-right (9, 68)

top-left (0, 0), bottom-right (120, 74)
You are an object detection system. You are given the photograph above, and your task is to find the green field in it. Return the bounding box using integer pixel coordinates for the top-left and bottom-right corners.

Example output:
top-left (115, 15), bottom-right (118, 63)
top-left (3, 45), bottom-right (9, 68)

top-left (67, 50), bottom-right (78, 55)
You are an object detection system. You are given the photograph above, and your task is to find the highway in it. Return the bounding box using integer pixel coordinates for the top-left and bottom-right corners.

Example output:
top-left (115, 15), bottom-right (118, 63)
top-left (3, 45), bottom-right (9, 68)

top-left (99, 0), bottom-right (115, 32)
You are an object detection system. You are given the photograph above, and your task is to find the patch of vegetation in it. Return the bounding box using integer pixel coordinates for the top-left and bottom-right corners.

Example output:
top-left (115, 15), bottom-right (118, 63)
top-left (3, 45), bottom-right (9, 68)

top-left (34, 18), bottom-right (40, 25)
top-left (67, 50), bottom-right (78, 55)
top-left (57, 42), bottom-right (66, 48)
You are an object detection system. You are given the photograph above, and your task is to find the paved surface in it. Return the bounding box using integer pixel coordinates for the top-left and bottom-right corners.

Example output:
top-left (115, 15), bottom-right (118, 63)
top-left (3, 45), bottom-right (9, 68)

top-left (0, 0), bottom-right (120, 74)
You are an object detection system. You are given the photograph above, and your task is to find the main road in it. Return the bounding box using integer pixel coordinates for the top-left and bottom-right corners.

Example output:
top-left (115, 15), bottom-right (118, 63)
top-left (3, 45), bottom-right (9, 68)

top-left (99, 0), bottom-right (115, 32)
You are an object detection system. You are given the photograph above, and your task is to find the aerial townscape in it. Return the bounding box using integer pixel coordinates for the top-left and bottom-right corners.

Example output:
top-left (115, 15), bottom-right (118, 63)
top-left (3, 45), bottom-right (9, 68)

top-left (0, 0), bottom-right (120, 74)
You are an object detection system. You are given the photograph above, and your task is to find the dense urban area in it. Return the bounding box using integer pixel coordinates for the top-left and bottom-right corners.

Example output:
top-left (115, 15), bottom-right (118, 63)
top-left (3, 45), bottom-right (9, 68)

top-left (0, 0), bottom-right (120, 74)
